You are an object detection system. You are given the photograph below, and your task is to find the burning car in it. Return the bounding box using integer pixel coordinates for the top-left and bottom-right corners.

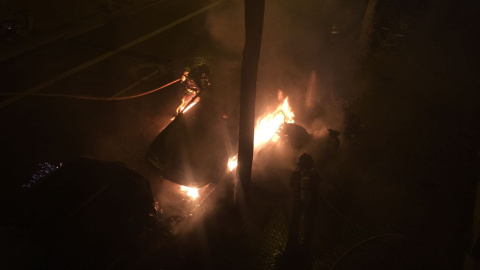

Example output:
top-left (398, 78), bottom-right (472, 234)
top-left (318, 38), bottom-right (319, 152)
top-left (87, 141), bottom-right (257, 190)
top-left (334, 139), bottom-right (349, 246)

top-left (147, 95), bottom-right (237, 187)
top-left (147, 65), bottom-right (238, 188)
top-left (147, 65), bottom-right (312, 188)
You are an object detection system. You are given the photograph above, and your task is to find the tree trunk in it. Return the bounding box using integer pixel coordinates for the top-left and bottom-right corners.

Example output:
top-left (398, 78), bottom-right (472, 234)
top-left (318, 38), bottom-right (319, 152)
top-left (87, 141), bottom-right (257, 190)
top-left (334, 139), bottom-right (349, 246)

top-left (234, 0), bottom-right (265, 210)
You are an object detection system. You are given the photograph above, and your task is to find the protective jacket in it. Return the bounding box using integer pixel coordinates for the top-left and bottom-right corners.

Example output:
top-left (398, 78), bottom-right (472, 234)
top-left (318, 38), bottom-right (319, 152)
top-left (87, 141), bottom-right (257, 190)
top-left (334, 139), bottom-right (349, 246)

top-left (290, 167), bottom-right (320, 204)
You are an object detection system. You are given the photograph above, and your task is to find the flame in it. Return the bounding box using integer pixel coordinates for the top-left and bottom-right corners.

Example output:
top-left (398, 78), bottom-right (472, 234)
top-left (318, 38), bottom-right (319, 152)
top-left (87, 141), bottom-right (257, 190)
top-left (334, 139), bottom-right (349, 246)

top-left (175, 92), bottom-right (294, 197)
top-left (254, 96), bottom-right (294, 147)
top-left (180, 185), bottom-right (199, 200)
top-left (228, 155), bottom-right (238, 172)
top-left (177, 96), bottom-right (200, 114)
top-left (181, 97), bottom-right (200, 113)
top-left (228, 91), bottom-right (294, 171)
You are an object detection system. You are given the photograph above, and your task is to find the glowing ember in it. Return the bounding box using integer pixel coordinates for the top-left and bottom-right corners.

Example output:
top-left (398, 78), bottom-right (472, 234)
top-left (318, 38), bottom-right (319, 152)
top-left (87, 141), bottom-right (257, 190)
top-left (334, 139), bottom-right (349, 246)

top-left (181, 97), bottom-right (200, 113)
top-left (228, 155), bottom-right (238, 172)
top-left (228, 91), bottom-right (295, 171)
top-left (177, 96), bottom-right (200, 114)
top-left (180, 185), bottom-right (199, 200)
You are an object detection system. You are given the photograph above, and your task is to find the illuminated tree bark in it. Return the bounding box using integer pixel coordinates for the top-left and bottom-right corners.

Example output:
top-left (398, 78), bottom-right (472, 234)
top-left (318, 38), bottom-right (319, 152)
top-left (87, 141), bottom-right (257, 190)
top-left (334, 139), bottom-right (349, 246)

top-left (234, 0), bottom-right (265, 208)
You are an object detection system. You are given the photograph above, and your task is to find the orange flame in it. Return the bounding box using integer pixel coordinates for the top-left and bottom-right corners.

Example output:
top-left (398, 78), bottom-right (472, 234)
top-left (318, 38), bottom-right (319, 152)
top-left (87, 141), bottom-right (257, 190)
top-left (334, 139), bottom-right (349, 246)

top-left (228, 91), bottom-right (294, 171)
top-left (254, 96), bottom-right (294, 147)
top-left (228, 155), bottom-right (238, 172)
top-left (177, 96), bottom-right (200, 114)
top-left (180, 185), bottom-right (199, 200)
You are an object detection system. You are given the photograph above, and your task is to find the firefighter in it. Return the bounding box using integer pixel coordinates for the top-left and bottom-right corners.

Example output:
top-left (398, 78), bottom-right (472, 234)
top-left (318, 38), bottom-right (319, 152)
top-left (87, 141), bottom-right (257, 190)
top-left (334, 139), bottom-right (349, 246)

top-left (287, 153), bottom-right (321, 250)
top-left (176, 64), bottom-right (211, 114)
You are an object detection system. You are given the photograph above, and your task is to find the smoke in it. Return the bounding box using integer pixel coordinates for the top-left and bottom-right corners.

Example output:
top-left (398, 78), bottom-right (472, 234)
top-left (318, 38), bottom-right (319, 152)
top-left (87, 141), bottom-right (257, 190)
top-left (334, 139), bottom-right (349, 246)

top-left (156, 0), bottom-right (372, 237)
top-left (205, 0), bottom-right (245, 55)
top-left (112, 1), bottom-right (480, 266)
top-left (105, 1), bottom-right (369, 243)
top-left (208, 0), bottom-right (366, 130)
top-left (200, 0), bottom-right (363, 192)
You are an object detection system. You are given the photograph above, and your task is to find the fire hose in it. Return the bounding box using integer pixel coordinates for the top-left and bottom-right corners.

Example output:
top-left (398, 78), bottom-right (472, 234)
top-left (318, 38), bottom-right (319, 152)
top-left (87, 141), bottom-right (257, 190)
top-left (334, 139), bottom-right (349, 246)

top-left (317, 190), bottom-right (377, 236)
top-left (329, 233), bottom-right (407, 270)
top-left (316, 191), bottom-right (407, 269)
top-left (0, 78), bottom-right (181, 101)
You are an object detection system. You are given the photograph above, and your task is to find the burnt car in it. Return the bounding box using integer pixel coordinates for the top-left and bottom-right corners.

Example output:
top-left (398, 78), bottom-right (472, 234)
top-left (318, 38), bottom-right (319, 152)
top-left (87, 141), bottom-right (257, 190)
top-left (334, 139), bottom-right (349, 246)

top-left (146, 65), bottom-right (338, 187)
top-left (147, 65), bottom-right (238, 187)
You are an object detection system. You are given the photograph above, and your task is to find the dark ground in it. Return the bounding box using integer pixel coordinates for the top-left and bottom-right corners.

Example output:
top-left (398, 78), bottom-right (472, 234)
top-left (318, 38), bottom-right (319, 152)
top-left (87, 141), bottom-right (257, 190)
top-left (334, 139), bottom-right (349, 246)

top-left (1, 0), bottom-right (480, 269)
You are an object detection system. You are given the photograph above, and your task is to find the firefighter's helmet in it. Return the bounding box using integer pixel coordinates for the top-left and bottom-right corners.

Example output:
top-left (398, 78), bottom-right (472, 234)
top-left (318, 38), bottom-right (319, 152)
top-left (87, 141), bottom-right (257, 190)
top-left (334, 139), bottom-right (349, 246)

top-left (298, 153), bottom-right (314, 169)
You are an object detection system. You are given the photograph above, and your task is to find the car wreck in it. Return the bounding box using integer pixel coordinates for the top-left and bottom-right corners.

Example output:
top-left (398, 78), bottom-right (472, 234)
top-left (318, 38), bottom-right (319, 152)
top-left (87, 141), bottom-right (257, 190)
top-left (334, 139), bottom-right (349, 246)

top-left (146, 66), bottom-right (334, 188)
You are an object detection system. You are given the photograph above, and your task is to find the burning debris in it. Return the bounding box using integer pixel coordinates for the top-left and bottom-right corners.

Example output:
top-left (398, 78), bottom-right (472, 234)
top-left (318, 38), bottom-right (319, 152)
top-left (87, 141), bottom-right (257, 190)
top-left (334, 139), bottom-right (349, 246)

top-left (227, 91), bottom-right (298, 172)
top-left (228, 155), bottom-right (238, 172)
top-left (180, 185), bottom-right (200, 200)
top-left (254, 93), bottom-right (295, 147)
top-left (148, 65), bottom-right (339, 208)
top-left (157, 181), bottom-right (215, 221)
